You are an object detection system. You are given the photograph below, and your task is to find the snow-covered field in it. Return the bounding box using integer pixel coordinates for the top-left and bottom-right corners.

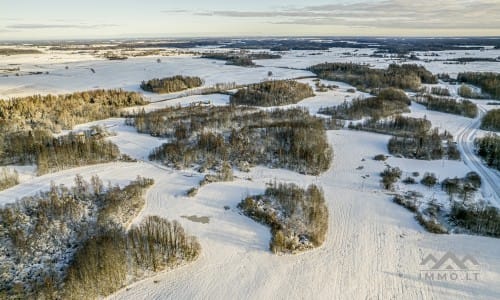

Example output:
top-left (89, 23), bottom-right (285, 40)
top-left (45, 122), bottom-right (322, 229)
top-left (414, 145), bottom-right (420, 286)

top-left (1, 47), bottom-right (500, 299)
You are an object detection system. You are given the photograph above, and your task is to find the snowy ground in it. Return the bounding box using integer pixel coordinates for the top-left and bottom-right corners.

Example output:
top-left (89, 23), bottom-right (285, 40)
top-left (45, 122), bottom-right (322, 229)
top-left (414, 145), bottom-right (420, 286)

top-left (1, 48), bottom-right (500, 299)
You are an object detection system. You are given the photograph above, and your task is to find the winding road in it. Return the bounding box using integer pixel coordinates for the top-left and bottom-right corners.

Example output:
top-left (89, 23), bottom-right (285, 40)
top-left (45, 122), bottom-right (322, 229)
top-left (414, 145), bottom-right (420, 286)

top-left (455, 106), bottom-right (500, 206)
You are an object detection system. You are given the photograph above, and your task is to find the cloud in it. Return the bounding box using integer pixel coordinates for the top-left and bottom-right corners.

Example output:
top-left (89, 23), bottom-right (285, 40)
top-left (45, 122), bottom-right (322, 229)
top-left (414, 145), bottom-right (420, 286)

top-left (7, 23), bottom-right (118, 30)
top-left (189, 0), bottom-right (500, 30)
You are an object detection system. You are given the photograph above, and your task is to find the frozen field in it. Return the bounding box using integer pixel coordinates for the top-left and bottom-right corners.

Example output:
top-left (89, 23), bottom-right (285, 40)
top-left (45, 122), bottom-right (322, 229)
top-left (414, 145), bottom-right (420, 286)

top-left (1, 47), bottom-right (499, 299)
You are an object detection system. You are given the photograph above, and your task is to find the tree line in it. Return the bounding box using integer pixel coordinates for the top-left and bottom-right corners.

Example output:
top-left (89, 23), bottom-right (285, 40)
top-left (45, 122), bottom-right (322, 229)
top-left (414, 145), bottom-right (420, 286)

top-left (415, 94), bottom-right (478, 118)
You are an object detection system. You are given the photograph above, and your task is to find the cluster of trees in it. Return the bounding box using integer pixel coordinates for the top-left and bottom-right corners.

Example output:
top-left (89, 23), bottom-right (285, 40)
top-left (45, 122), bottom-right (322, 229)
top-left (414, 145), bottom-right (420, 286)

top-left (0, 89), bottom-right (146, 132)
top-left (0, 168), bottom-right (19, 191)
top-left (0, 175), bottom-right (200, 299)
top-left (318, 88), bottom-right (410, 120)
top-left (450, 201), bottom-right (500, 237)
top-left (442, 172), bottom-right (482, 203)
top-left (140, 75), bottom-right (203, 94)
top-left (308, 63), bottom-right (437, 91)
top-left (457, 84), bottom-right (482, 99)
top-left (457, 72), bottom-right (500, 99)
top-left (1, 129), bottom-right (123, 175)
top-left (130, 106), bottom-right (333, 175)
top-left (480, 109), bottom-right (500, 131)
top-left (388, 128), bottom-right (460, 160)
top-left (349, 115), bottom-right (432, 137)
top-left (238, 182), bottom-right (328, 254)
top-left (475, 133), bottom-right (500, 170)
top-left (415, 95), bottom-right (478, 118)
top-left (230, 80), bottom-right (314, 107)
top-left (65, 216), bottom-right (200, 299)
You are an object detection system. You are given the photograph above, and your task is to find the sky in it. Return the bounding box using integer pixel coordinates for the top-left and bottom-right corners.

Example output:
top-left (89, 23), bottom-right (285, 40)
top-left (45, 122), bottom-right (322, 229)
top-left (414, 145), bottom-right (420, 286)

top-left (1, 0), bottom-right (500, 40)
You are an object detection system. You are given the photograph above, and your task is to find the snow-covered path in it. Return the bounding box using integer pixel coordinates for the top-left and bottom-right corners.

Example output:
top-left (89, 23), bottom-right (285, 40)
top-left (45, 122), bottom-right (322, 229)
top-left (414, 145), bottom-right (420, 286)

top-left (455, 106), bottom-right (500, 205)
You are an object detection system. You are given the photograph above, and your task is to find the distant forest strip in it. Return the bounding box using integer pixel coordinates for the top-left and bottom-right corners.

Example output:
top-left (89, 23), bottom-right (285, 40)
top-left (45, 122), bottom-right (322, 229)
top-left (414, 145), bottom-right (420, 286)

top-left (457, 72), bottom-right (500, 100)
top-left (0, 48), bottom-right (42, 55)
top-left (308, 63), bottom-right (437, 91)
top-left (201, 51), bottom-right (280, 66)
top-left (128, 105), bottom-right (332, 175)
top-left (0, 175), bottom-right (201, 299)
top-left (140, 75), bottom-right (203, 94)
top-left (230, 80), bottom-right (314, 107)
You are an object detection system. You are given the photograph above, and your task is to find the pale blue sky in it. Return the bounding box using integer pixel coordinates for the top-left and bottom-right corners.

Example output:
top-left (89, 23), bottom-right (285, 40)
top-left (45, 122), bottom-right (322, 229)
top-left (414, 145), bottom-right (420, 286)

top-left (1, 0), bottom-right (499, 40)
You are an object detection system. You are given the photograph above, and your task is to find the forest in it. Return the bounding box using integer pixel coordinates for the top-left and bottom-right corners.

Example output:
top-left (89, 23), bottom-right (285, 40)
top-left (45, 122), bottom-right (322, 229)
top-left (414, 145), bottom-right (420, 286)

top-left (0, 89), bottom-right (147, 132)
top-left (238, 182), bottom-right (328, 254)
top-left (414, 95), bottom-right (478, 118)
top-left (140, 75), bottom-right (203, 94)
top-left (229, 80), bottom-right (314, 106)
top-left (480, 109), bottom-right (500, 131)
top-left (308, 63), bottom-right (437, 91)
top-left (474, 133), bottom-right (500, 170)
top-left (0, 175), bottom-right (200, 299)
top-left (0, 90), bottom-right (146, 175)
top-left (129, 105), bottom-right (332, 175)
top-left (457, 72), bottom-right (500, 100)
top-left (318, 88), bottom-right (410, 120)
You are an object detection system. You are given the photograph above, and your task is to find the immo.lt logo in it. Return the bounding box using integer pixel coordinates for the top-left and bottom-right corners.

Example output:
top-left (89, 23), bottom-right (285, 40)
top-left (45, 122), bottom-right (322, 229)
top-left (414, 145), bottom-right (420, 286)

top-left (419, 251), bottom-right (480, 281)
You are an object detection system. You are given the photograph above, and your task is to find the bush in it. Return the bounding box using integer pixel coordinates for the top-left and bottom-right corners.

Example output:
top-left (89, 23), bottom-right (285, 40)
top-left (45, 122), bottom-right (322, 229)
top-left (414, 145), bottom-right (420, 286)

top-left (415, 213), bottom-right (448, 234)
top-left (421, 172), bottom-right (438, 187)
top-left (402, 177), bottom-right (416, 184)
top-left (380, 166), bottom-right (402, 190)
top-left (373, 154), bottom-right (387, 161)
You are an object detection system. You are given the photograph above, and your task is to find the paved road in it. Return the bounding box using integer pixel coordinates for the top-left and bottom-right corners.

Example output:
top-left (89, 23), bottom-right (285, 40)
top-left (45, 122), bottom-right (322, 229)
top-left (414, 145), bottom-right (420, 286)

top-left (456, 106), bottom-right (500, 206)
